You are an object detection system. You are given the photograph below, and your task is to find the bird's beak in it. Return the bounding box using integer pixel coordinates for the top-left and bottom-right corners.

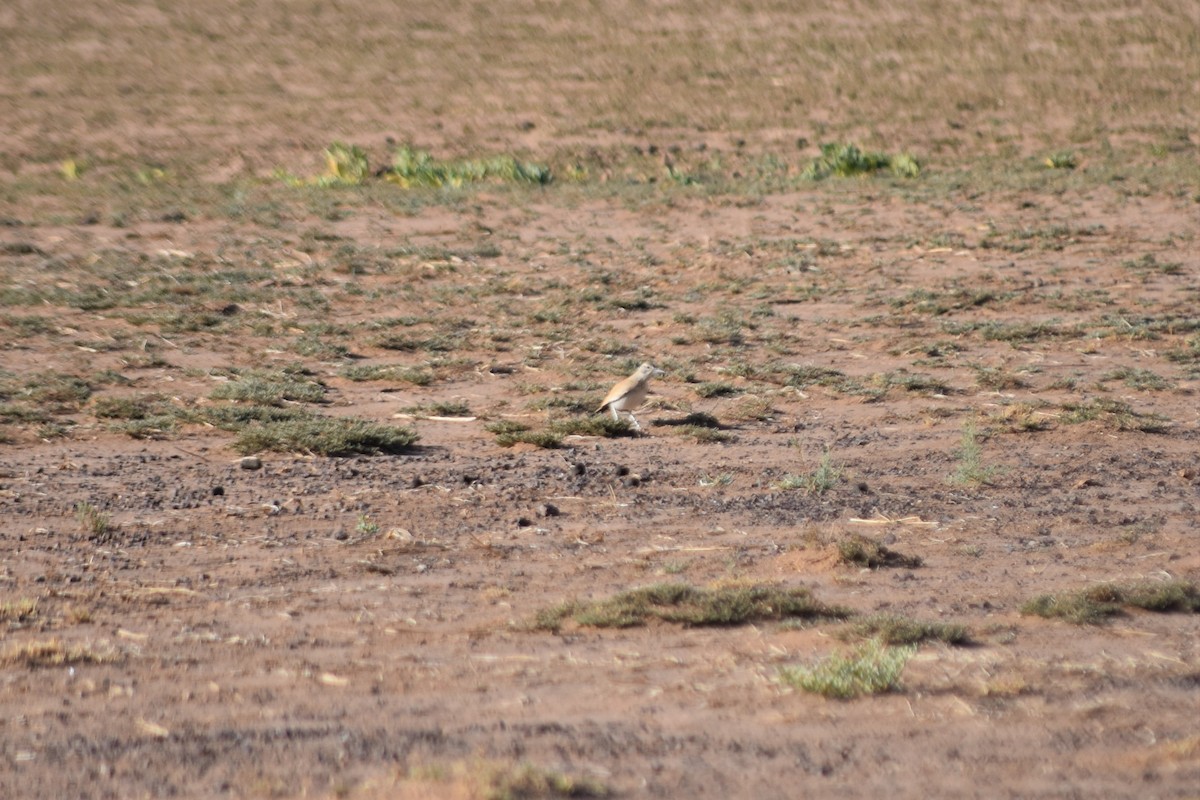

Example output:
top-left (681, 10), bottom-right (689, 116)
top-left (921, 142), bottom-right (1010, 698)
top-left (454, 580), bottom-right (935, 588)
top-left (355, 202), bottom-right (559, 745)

top-left (653, 368), bottom-right (665, 376)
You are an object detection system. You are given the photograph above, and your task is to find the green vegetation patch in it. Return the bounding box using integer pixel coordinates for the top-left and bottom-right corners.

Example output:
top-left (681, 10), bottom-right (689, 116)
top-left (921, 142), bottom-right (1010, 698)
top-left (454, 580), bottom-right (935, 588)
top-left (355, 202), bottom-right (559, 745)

top-left (399, 400), bottom-right (472, 418)
top-left (486, 416), bottom-right (636, 448)
top-left (1100, 367), bottom-right (1174, 392)
top-left (839, 614), bottom-right (970, 646)
top-left (551, 416), bottom-right (636, 438)
top-left (775, 364), bottom-right (853, 391)
top-left (694, 381), bottom-right (743, 399)
top-left (92, 394), bottom-right (176, 419)
top-left (534, 582), bottom-right (851, 631)
top-left (75, 501), bottom-right (113, 536)
top-left (340, 364), bottom-right (434, 386)
top-left (486, 420), bottom-right (563, 449)
top-left (801, 143), bottom-right (920, 180)
top-left (776, 451), bottom-right (843, 495)
top-left (92, 394), bottom-right (181, 438)
top-left (403, 760), bottom-right (608, 799)
top-left (1023, 580), bottom-right (1200, 625)
top-left (1060, 398), bottom-right (1171, 433)
top-left (779, 640), bottom-right (916, 699)
top-left (386, 146), bottom-right (551, 188)
top-left (210, 369), bottom-right (327, 405)
top-left (233, 415), bottom-right (418, 456)
top-left (837, 534), bottom-right (923, 569)
top-left (283, 142), bottom-right (551, 189)
top-left (6, 371), bottom-right (92, 413)
top-left (650, 412), bottom-right (732, 442)
top-left (950, 421), bottom-right (1000, 487)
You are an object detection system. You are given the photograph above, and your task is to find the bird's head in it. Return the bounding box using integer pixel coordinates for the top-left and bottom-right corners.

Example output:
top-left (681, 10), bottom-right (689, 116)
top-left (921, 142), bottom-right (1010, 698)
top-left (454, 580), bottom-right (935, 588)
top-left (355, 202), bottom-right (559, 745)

top-left (637, 363), bottom-right (664, 379)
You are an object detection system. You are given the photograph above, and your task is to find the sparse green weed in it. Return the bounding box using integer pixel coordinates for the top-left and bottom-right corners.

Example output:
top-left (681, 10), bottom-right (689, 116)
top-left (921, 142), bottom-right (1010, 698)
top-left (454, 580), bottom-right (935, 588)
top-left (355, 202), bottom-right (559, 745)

top-left (836, 534), bottom-right (923, 569)
top-left (779, 640), bottom-right (915, 699)
top-left (801, 143), bottom-right (919, 180)
top-left (1060, 398), bottom-right (1171, 432)
top-left (385, 146), bottom-right (551, 188)
top-left (75, 502), bottom-right (111, 536)
top-left (1022, 580), bottom-right (1199, 624)
top-left (840, 614), bottom-right (970, 645)
top-left (210, 370), bottom-right (326, 406)
top-left (776, 450), bottom-right (842, 495)
top-left (534, 583), bottom-right (851, 631)
top-left (950, 421), bottom-right (999, 487)
top-left (233, 416), bottom-right (418, 456)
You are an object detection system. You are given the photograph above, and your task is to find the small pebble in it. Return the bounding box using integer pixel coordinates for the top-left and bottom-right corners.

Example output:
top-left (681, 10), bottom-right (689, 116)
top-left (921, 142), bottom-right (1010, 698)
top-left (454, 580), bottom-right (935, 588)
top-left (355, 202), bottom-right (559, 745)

top-left (239, 456), bottom-right (262, 470)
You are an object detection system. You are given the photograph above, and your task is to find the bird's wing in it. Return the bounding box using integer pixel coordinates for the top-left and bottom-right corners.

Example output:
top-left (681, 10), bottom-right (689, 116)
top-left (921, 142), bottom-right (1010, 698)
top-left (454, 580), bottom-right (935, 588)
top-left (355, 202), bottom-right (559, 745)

top-left (598, 375), bottom-right (634, 410)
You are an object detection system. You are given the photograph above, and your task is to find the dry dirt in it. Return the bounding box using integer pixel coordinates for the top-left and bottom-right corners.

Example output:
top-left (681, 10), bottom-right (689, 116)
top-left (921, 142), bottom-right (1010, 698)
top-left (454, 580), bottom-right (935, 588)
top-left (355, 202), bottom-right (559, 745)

top-left (2, 2), bottom-right (1199, 799)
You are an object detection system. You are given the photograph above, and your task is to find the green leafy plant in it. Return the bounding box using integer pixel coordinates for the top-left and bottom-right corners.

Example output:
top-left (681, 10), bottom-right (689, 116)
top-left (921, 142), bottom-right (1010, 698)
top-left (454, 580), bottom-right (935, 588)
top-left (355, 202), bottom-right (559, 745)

top-left (1044, 151), bottom-right (1078, 170)
top-left (319, 142), bottom-right (371, 185)
top-left (801, 143), bottom-right (920, 179)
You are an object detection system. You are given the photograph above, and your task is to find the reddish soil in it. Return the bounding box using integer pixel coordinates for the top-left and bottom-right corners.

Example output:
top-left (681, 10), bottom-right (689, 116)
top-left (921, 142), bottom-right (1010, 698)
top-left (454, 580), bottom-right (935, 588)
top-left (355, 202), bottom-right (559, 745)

top-left (1, 2), bottom-right (1198, 799)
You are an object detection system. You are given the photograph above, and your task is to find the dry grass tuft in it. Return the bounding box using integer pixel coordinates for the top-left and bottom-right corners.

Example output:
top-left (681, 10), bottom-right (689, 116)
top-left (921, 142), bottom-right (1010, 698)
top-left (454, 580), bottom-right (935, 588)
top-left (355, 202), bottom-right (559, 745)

top-left (1, 638), bottom-right (120, 668)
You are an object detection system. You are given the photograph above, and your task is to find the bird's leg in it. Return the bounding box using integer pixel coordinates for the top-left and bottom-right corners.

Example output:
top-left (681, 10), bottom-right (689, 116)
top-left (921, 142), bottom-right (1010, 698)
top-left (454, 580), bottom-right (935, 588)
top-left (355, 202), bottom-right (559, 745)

top-left (628, 412), bottom-right (642, 431)
top-left (609, 406), bottom-right (620, 422)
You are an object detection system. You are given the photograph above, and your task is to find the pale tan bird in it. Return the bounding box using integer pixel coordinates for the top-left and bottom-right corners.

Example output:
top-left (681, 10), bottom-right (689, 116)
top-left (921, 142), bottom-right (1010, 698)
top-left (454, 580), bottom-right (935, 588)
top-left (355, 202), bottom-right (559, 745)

top-left (596, 362), bottom-right (663, 431)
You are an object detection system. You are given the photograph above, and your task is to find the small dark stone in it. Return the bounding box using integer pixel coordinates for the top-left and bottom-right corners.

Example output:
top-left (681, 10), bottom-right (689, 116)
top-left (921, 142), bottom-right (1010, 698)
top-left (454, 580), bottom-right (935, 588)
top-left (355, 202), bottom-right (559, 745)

top-left (410, 475), bottom-right (425, 488)
top-left (538, 503), bottom-right (560, 518)
top-left (572, 462), bottom-right (586, 476)
top-left (856, 482), bottom-right (870, 493)
top-left (624, 475), bottom-right (641, 488)
top-left (615, 465), bottom-right (630, 477)
top-left (212, 486), bottom-right (225, 497)
top-left (516, 517), bottom-right (532, 528)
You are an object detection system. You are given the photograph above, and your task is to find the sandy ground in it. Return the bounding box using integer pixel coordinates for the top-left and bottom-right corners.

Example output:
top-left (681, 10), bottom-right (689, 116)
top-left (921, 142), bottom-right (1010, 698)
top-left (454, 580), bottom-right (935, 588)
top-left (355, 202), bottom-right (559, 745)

top-left (1, 2), bottom-right (1198, 798)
